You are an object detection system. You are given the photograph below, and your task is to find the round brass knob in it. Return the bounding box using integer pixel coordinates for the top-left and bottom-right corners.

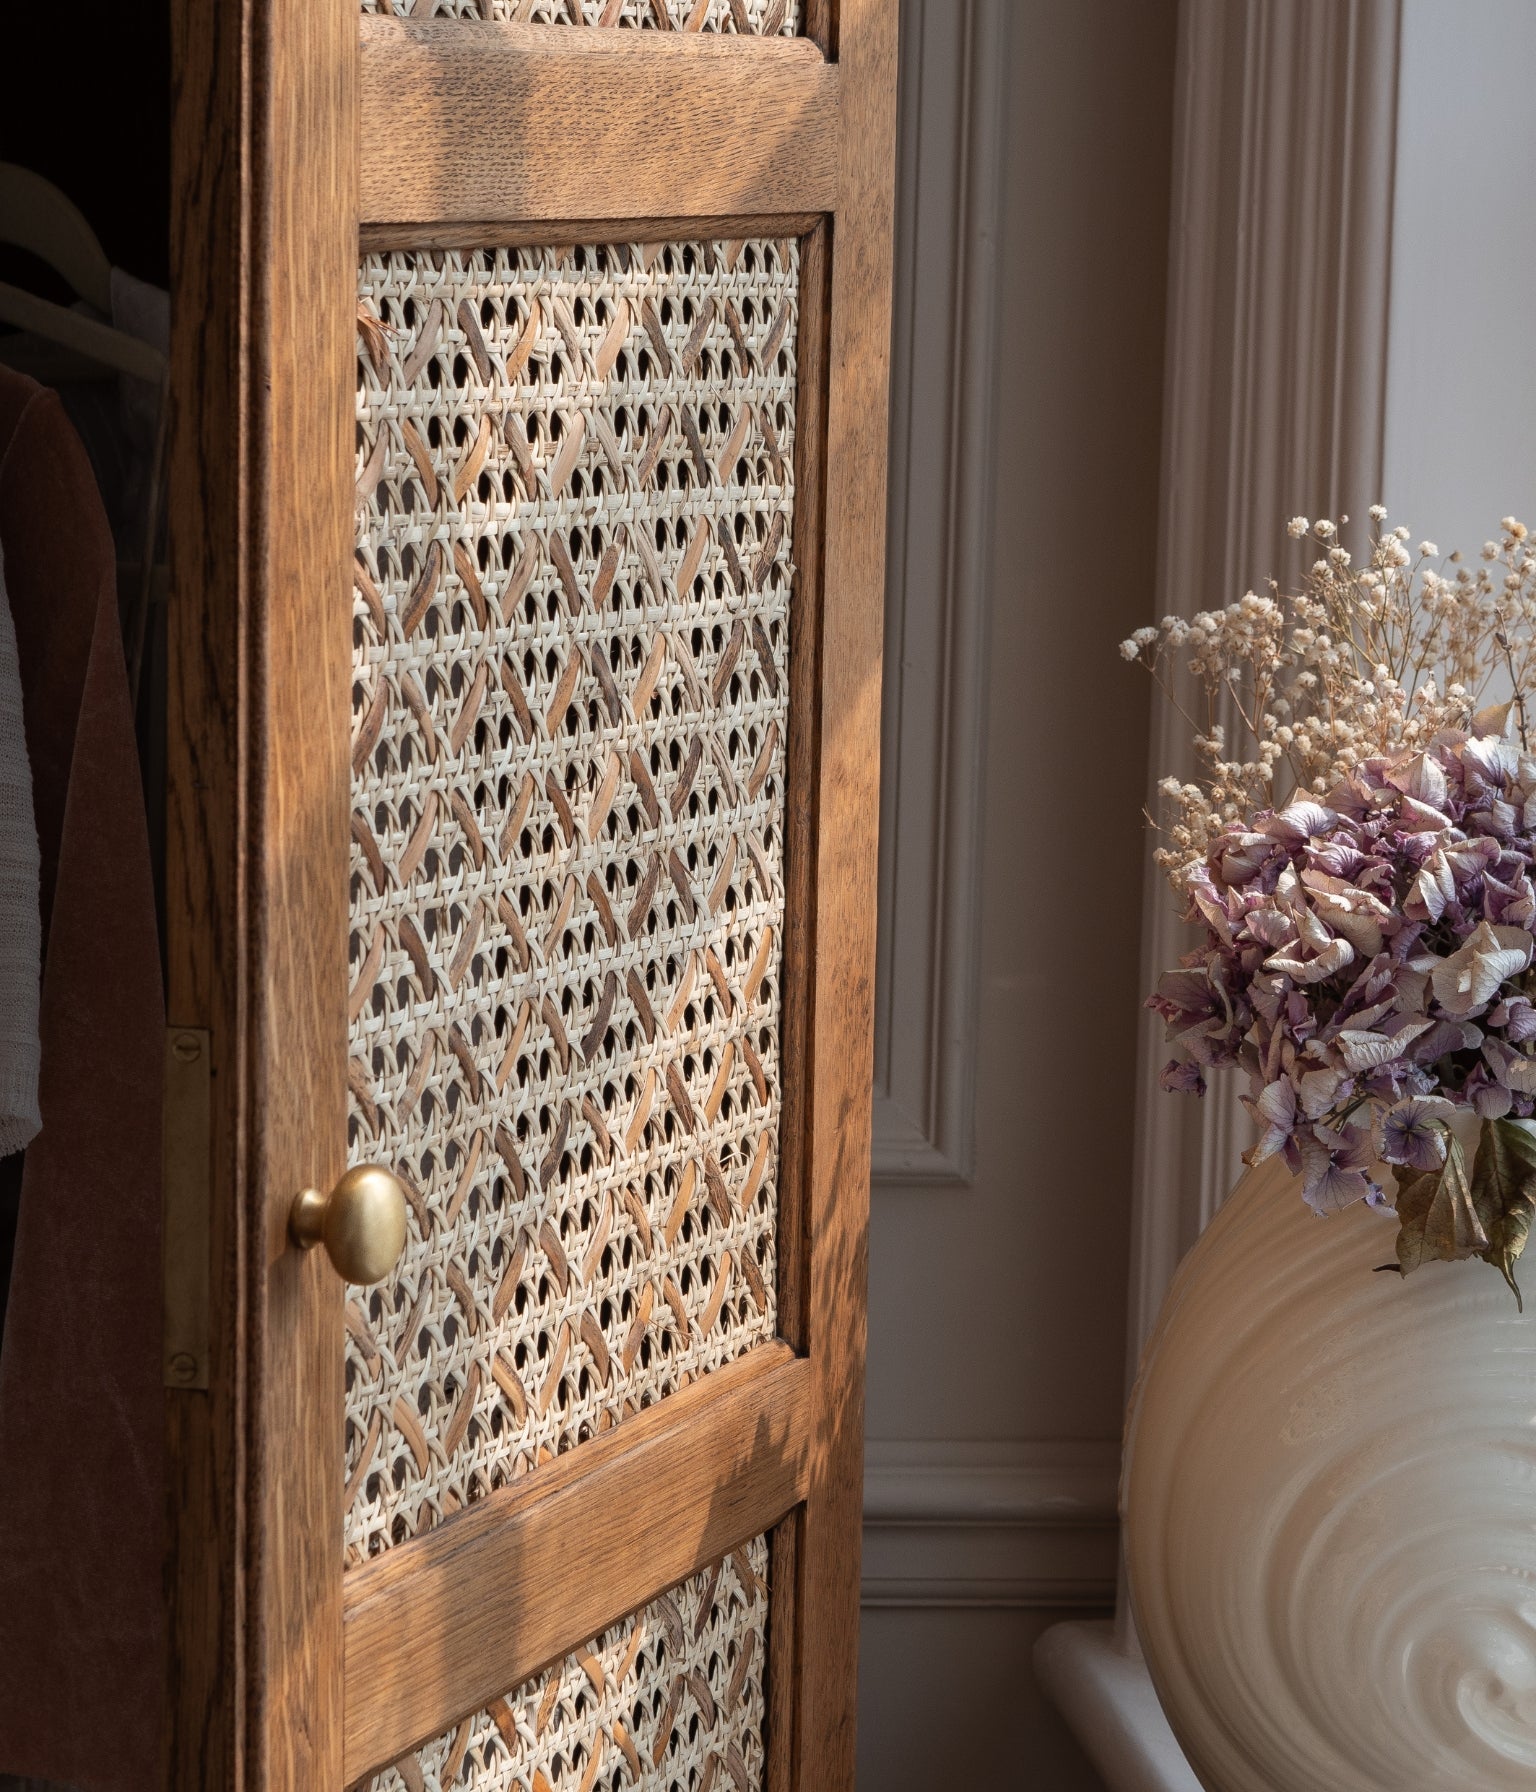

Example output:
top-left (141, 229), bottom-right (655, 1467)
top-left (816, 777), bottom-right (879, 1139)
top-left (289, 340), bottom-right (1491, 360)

top-left (289, 1164), bottom-right (408, 1285)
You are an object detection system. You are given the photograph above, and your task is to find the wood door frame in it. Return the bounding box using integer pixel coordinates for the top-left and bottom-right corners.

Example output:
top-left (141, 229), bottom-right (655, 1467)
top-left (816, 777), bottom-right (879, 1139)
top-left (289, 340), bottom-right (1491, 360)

top-left (165, 5), bottom-right (896, 1787)
top-left (166, 1), bottom-right (358, 1782)
top-left (165, 1), bottom-right (250, 1779)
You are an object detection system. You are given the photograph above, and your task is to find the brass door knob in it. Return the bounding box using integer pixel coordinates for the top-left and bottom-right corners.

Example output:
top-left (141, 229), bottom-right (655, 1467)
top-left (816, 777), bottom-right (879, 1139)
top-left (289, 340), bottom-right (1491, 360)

top-left (289, 1165), bottom-right (408, 1285)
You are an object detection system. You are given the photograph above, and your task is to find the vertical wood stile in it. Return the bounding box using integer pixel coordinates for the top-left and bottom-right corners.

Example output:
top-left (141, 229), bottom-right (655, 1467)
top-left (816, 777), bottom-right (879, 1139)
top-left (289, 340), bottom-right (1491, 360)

top-left (791, 0), bottom-right (898, 1783)
top-left (249, 0), bottom-right (357, 1783)
top-left (165, 0), bottom-right (249, 1783)
top-left (765, 211), bottom-right (829, 1792)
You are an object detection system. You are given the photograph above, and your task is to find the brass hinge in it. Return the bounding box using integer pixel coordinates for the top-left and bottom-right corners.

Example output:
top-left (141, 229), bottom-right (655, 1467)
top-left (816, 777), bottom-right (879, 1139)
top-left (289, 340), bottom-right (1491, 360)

top-left (162, 1026), bottom-right (211, 1389)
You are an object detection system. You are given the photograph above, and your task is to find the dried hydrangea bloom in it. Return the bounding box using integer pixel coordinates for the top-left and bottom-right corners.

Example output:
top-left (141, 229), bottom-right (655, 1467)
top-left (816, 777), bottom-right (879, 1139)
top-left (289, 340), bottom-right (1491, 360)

top-left (1128, 520), bottom-right (1536, 1294)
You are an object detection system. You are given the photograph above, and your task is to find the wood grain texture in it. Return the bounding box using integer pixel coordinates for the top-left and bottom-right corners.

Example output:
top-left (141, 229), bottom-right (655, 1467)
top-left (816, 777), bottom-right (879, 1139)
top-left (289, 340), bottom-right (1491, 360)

top-left (247, 0), bottom-right (356, 1785)
top-left (774, 214), bottom-right (830, 1361)
top-left (359, 20), bottom-right (840, 225)
top-left (762, 209), bottom-right (829, 1792)
top-left (765, 1509), bottom-right (801, 1792)
top-left (341, 1344), bottom-right (813, 1781)
top-left (358, 212), bottom-right (823, 252)
top-left (164, 0), bottom-right (249, 1782)
top-left (789, 0), bottom-right (899, 1785)
top-left (165, 5), bottom-right (895, 1783)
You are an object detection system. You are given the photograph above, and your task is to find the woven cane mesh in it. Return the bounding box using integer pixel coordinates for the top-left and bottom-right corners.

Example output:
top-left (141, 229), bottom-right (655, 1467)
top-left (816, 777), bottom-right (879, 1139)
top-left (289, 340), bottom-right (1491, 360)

top-left (368, 1536), bottom-right (768, 1792)
top-left (359, 0), bottom-right (799, 33)
top-left (347, 239), bottom-right (797, 1561)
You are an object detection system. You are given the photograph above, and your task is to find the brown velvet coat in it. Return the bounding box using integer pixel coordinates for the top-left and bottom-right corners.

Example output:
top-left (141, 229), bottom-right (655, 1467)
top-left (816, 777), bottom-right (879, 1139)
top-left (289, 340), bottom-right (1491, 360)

top-left (0, 368), bottom-right (164, 1791)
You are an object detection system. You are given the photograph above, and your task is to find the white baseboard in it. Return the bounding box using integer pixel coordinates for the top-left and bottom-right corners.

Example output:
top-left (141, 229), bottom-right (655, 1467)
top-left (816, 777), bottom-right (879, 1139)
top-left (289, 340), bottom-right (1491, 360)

top-left (860, 1440), bottom-right (1120, 1610)
top-left (1035, 1620), bottom-right (1201, 1791)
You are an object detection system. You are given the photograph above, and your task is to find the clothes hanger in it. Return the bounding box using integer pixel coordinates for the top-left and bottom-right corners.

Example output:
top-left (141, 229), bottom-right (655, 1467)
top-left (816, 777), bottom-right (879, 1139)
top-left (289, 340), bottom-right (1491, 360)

top-left (0, 163), bottom-right (168, 703)
top-left (0, 163), bottom-right (165, 384)
top-left (0, 163), bottom-right (112, 312)
top-left (0, 279), bottom-right (164, 383)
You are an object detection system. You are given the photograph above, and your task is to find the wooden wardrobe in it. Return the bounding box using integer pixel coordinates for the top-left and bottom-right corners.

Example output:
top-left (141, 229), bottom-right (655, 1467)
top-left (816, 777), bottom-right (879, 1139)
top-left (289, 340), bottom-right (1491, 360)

top-left (164, 3), bottom-right (896, 1787)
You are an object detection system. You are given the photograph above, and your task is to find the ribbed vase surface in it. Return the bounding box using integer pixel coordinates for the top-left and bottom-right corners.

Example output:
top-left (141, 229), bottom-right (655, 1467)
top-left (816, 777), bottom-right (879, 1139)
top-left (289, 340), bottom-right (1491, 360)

top-left (1124, 1153), bottom-right (1536, 1791)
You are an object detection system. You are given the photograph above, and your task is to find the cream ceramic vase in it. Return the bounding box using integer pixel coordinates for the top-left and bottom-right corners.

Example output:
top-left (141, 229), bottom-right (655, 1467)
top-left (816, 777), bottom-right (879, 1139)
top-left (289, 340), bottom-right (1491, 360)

top-left (1123, 1151), bottom-right (1536, 1792)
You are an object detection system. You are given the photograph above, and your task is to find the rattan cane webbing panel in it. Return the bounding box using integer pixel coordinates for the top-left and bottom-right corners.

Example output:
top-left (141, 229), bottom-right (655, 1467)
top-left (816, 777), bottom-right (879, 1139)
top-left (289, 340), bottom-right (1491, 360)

top-left (359, 0), bottom-right (799, 32)
top-left (368, 1535), bottom-right (769, 1791)
top-left (348, 240), bottom-right (796, 1560)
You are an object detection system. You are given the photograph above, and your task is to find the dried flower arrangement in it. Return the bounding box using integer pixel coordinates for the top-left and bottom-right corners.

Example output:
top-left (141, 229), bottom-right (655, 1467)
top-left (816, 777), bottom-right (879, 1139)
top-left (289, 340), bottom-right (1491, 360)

top-left (1123, 510), bottom-right (1536, 1299)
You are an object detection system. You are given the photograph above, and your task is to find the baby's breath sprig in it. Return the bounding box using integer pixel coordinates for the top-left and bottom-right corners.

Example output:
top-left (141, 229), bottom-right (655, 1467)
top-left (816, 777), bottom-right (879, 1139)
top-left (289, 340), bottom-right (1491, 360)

top-left (1122, 512), bottom-right (1536, 886)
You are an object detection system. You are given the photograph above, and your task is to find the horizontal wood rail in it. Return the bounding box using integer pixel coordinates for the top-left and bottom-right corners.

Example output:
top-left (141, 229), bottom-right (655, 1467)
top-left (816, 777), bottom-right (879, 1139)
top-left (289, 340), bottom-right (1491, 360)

top-left (341, 1342), bottom-right (813, 1780)
top-left (359, 20), bottom-right (841, 227)
top-left (359, 213), bottom-right (824, 253)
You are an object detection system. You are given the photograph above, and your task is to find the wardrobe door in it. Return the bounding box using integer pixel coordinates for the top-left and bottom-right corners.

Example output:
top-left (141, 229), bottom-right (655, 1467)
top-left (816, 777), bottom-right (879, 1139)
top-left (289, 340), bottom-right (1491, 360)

top-left (166, 5), bottom-right (895, 1790)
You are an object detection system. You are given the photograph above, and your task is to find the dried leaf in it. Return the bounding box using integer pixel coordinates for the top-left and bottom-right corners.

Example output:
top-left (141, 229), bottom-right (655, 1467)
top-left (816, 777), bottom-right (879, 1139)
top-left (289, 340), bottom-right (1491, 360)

top-left (1471, 1117), bottom-right (1536, 1307)
top-left (1395, 1127), bottom-right (1486, 1273)
top-left (1472, 700), bottom-right (1514, 739)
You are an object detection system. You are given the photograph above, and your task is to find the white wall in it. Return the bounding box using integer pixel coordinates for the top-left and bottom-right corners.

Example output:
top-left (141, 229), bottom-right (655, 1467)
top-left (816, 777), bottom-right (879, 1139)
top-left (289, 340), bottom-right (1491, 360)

top-left (1382, 0), bottom-right (1536, 548)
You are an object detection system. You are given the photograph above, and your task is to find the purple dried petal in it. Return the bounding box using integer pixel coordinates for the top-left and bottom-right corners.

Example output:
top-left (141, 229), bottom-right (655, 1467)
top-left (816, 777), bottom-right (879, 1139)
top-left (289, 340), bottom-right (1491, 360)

top-left (1386, 750), bottom-right (1450, 808)
top-left (1262, 801), bottom-right (1338, 844)
top-left (1159, 1057), bottom-right (1206, 1096)
top-left (1298, 1126), bottom-right (1373, 1214)
top-left (1379, 1095), bottom-right (1456, 1171)
top-left (1244, 1077), bottom-right (1298, 1165)
top-left (1244, 906), bottom-right (1297, 949)
top-left (1474, 1079), bottom-right (1515, 1118)
top-left (1462, 736), bottom-right (1520, 787)
top-left (1265, 936), bottom-right (1356, 984)
top-left (1430, 921), bottom-right (1534, 1017)
top-left (1483, 1037), bottom-right (1536, 1095)
top-left (1495, 996), bottom-right (1536, 1042)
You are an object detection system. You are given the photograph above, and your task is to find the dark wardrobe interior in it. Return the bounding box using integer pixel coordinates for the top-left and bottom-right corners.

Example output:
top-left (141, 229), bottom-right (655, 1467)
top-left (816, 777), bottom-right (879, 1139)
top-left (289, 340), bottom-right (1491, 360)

top-left (0, 12), bottom-right (171, 1298)
top-left (1, 10), bottom-right (172, 1791)
top-left (1, 12), bottom-right (171, 289)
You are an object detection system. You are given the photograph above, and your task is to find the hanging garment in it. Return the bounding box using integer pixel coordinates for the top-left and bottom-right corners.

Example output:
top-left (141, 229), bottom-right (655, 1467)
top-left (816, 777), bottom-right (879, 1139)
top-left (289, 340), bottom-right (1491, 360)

top-left (0, 367), bottom-right (164, 1792)
top-left (0, 543), bottom-right (41, 1160)
top-left (0, 264), bottom-right (169, 556)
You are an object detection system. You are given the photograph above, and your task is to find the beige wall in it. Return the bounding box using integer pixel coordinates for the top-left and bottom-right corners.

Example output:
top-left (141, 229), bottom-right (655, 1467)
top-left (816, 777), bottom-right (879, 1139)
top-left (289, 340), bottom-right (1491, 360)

top-left (858, 0), bottom-right (1179, 1784)
top-left (858, 1609), bottom-right (1115, 1788)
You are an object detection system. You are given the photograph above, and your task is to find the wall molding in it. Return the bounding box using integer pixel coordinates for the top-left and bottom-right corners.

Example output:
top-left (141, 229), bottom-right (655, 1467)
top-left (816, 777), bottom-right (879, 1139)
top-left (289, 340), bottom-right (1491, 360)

top-left (860, 1440), bottom-right (1120, 1610)
top-left (1042, 0), bottom-right (1407, 1713)
top-left (1127, 0), bottom-right (1402, 1369)
top-left (871, 0), bottom-right (1008, 1186)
